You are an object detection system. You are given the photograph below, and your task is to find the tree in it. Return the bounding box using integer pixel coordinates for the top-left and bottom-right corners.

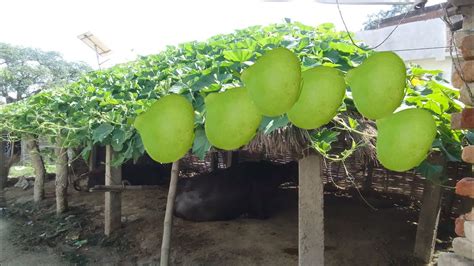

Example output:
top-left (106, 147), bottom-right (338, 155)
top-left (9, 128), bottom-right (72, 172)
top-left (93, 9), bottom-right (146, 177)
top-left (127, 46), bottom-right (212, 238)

top-left (363, 5), bottom-right (411, 30)
top-left (0, 43), bottom-right (90, 103)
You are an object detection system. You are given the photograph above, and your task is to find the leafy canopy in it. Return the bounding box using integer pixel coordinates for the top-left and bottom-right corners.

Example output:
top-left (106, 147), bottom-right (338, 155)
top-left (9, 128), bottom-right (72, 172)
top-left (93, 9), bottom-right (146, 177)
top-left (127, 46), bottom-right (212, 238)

top-left (0, 22), bottom-right (467, 179)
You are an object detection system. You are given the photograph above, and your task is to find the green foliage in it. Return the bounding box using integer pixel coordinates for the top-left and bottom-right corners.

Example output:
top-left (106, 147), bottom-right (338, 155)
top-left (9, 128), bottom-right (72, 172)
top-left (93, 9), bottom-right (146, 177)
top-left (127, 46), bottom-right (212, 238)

top-left (0, 43), bottom-right (90, 103)
top-left (0, 21), bottom-right (466, 174)
top-left (311, 66), bottom-right (465, 182)
top-left (1, 22), bottom-right (369, 164)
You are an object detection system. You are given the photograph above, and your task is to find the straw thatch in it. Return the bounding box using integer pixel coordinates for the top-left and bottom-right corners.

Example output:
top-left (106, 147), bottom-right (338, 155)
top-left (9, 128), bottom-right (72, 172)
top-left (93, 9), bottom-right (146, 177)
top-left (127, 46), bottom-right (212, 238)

top-left (243, 113), bottom-right (377, 162)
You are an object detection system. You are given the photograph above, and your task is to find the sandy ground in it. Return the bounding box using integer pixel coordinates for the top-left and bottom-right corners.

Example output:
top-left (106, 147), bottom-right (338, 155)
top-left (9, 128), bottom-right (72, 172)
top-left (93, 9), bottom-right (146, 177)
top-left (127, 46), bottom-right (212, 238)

top-left (0, 178), bottom-right (451, 265)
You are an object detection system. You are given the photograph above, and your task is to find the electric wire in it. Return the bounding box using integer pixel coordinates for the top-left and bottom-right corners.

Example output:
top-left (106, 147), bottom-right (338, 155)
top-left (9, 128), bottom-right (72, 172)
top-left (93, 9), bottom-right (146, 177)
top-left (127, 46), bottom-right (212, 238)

top-left (335, 0), bottom-right (411, 51)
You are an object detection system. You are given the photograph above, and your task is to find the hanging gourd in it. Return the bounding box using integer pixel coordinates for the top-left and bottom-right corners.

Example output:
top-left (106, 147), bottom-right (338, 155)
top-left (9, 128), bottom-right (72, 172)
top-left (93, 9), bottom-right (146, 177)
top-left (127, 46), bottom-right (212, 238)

top-left (241, 47), bottom-right (302, 117)
top-left (134, 94), bottom-right (195, 163)
top-left (376, 108), bottom-right (436, 172)
top-left (288, 66), bottom-right (346, 129)
top-left (205, 87), bottom-right (262, 150)
top-left (346, 51), bottom-right (406, 120)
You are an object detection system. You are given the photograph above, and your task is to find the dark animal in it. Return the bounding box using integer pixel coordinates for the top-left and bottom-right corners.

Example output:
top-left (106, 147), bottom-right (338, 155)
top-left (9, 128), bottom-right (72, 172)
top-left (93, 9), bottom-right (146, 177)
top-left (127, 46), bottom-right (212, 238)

top-left (174, 161), bottom-right (298, 222)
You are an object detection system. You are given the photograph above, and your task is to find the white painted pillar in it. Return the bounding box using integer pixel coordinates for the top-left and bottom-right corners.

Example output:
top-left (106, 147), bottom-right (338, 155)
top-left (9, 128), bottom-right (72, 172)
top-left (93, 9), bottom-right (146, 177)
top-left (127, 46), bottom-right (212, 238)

top-left (299, 153), bottom-right (324, 266)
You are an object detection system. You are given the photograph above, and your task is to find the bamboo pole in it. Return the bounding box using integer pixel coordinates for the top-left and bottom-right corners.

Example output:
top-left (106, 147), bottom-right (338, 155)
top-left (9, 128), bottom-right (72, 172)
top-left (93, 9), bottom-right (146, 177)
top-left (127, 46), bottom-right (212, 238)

top-left (160, 160), bottom-right (180, 266)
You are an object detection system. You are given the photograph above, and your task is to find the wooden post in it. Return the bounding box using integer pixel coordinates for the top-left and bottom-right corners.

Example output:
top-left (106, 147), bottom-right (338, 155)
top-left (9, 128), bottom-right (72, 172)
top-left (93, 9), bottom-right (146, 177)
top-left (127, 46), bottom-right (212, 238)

top-left (298, 153), bottom-right (324, 266)
top-left (414, 155), bottom-right (446, 263)
top-left (104, 145), bottom-right (122, 236)
top-left (160, 160), bottom-right (180, 266)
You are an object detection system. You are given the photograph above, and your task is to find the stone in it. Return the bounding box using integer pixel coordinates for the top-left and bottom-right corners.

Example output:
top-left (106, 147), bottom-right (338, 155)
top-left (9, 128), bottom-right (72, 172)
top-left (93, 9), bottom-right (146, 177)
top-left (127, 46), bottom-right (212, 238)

top-left (451, 109), bottom-right (474, 130)
top-left (453, 71), bottom-right (464, 89)
top-left (460, 83), bottom-right (474, 106)
top-left (437, 252), bottom-right (474, 266)
top-left (453, 237), bottom-right (474, 260)
top-left (461, 35), bottom-right (474, 61)
top-left (462, 146), bottom-right (474, 164)
top-left (466, 221), bottom-right (474, 243)
top-left (456, 215), bottom-right (466, 237)
top-left (462, 61), bottom-right (474, 83)
top-left (456, 178), bottom-right (474, 198)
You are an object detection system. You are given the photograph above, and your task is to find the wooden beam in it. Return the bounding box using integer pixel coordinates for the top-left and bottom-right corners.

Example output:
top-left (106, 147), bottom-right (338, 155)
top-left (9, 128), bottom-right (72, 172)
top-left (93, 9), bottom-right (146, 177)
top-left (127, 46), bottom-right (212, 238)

top-left (160, 160), bottom-right (180, 266)
top-left (104, 145), bottom-right (122, 236)
top-left (451, 108), bottom-right (474, 129)
top-left (414, 155), bottom-right (446, 263)
top-left (298, 153), bottom-right (324, 266)
top-left (90, 185), bottom-right (161, 192)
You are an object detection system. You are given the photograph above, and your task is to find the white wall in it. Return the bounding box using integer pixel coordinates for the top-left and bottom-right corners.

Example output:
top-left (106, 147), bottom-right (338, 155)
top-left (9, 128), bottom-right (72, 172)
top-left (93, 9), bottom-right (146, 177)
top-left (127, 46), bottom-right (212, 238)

top-left (356, 18), bottom-right (452, 80)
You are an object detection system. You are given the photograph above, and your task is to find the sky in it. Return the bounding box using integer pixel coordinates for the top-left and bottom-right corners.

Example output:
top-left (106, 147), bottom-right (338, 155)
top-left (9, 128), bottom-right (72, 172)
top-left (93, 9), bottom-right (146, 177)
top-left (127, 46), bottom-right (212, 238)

top-left (0, 0), bottom-right (445, 68)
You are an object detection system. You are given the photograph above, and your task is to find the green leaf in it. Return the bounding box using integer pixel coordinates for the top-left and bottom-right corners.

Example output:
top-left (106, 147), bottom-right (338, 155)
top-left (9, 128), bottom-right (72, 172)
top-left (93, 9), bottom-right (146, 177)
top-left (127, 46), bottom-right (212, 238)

top-left (111, 128), bottom-right (127, 152)
top-left (192, 128), bottom-right (211, 160)
top-left (223, 49), bottom-right (253, 62)
top-left (415, 160), bottom-right (446, 183)
top-left (348, 117), bottom-right (359, 129)
top-left (92, 123), bottom-right (115, 144)
top-left (259, 115), bottom-right (290, 134)
top-left (466, 131), bottom-right (474, 144)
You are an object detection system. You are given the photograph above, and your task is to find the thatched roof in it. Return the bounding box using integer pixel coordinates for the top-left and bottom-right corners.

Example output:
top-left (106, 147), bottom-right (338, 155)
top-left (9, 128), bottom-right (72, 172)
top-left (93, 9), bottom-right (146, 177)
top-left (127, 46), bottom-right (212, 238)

top-left (243, 113), bottom-right (377, 162)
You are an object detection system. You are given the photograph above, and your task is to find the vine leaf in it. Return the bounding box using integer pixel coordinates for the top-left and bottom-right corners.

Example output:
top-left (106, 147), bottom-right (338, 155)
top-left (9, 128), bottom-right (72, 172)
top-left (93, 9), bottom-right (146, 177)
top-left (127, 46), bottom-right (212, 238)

top-left (92, 123), bottom-right (114, 143)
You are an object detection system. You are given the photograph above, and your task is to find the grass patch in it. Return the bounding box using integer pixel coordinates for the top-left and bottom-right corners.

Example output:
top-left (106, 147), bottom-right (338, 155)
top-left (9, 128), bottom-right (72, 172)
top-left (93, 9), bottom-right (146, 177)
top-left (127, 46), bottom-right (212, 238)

top-left (9, 165), bottom-right (56, 178)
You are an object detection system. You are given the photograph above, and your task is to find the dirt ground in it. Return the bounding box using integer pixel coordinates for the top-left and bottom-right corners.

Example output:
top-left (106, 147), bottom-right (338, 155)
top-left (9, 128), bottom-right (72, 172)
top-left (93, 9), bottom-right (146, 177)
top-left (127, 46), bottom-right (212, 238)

top-left (0, 178), bottom-right (455, 265)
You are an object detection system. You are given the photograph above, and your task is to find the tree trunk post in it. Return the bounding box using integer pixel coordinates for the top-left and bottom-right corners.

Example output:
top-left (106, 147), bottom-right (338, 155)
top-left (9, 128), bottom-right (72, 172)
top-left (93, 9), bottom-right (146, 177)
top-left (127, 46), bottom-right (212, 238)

top-left (0, 133), bottom-right (7, 191)
top-left (0, 133), bottom-right (7, 210)
top-left (298, 153), bottom-right (324, 266)
top-left (414, 155), bottom-right (446, 263)
top-left (160, 160), bottom-right (180, 266)
top-left (26, 137), bottom-right (46, 202)
top-left (55, 142), bottom-right (69, 215)
top-left (104, 145), bottom-right (122, 236)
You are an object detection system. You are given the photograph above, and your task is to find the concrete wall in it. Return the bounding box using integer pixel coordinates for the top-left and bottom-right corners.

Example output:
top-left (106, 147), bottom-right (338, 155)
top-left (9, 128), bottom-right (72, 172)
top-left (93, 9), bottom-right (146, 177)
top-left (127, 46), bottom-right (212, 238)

top-left (356, 18), bottom-right (452, 80)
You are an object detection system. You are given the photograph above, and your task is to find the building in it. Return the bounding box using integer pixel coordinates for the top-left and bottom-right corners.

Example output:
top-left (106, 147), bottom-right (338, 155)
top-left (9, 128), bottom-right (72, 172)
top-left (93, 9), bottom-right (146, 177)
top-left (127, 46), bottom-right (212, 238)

top-left (356, 3), bottom-right (456, 80)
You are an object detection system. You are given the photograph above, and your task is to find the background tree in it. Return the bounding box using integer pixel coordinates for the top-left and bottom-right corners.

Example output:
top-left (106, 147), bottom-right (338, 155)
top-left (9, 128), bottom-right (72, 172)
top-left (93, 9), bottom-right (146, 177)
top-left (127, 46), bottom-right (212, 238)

top-left (363, 5), bottom-right (411, 30)
top-left (0, 43), bottom-right (90, 202)
top-left (0, 43), bottom-right (90, 103)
